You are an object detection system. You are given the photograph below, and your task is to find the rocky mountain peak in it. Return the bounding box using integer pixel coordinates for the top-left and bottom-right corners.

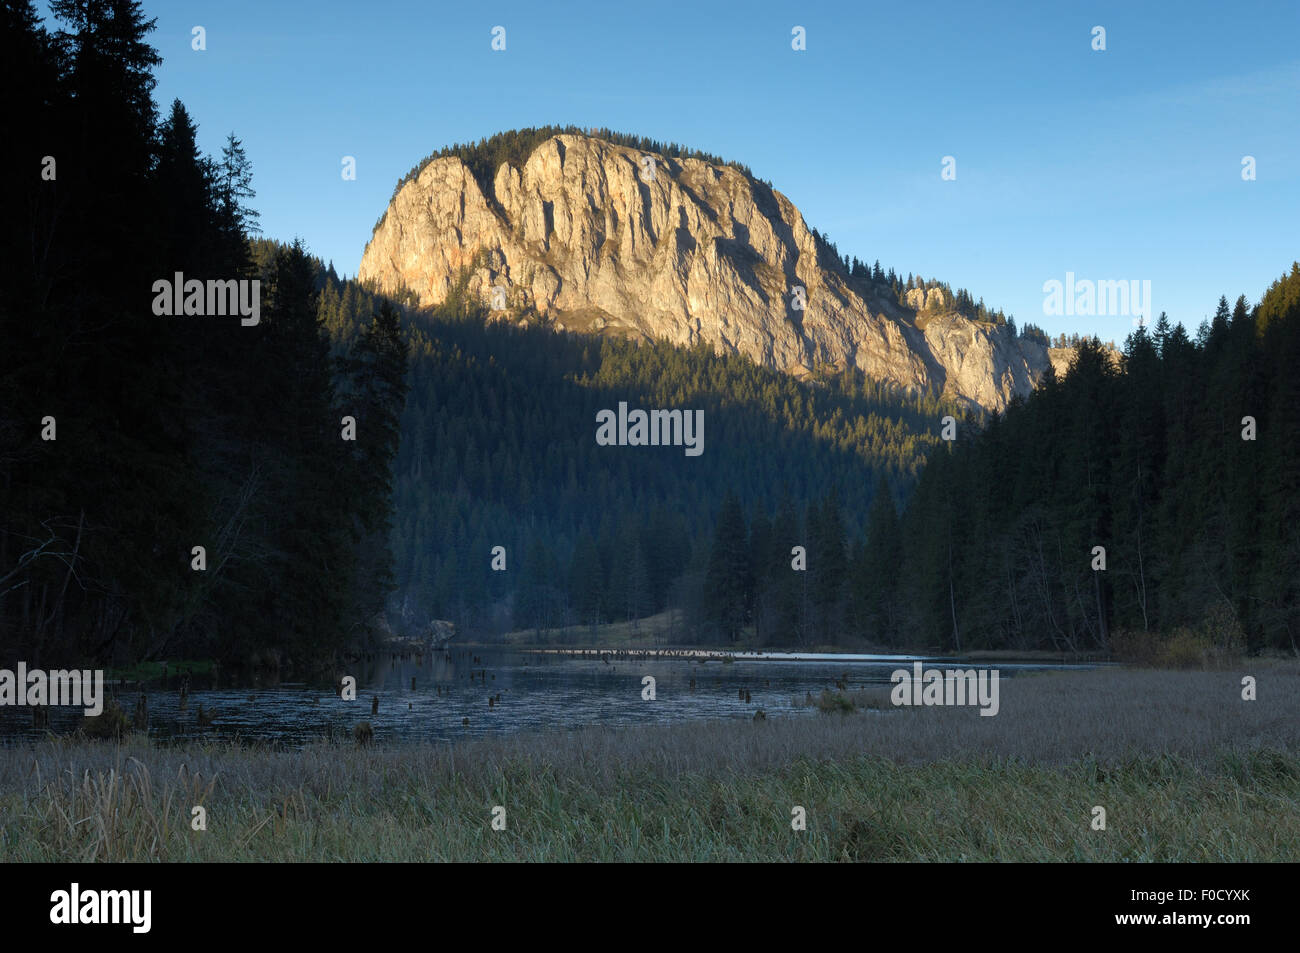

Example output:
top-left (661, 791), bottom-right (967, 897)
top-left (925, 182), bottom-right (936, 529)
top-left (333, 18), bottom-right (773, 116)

top-left (360, 131), bottom-right (1071, 410)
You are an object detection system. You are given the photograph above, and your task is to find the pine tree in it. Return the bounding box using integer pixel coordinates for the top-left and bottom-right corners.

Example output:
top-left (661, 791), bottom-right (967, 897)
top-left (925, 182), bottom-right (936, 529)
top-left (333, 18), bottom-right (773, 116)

top-left (217, 132), bottom-right (259, 239)
top-left (859, 474), bottom-right (902, 644)
top-left (155, 99), bottom-right (212, 273)
top-left (337, 302), bottom-right (410, 623)
top-left (704, 492), bottom-right (750, 641)
top-left (568, 531), bottom-right (602, 626)
top-left (810, 491), bottom-right (847, 638)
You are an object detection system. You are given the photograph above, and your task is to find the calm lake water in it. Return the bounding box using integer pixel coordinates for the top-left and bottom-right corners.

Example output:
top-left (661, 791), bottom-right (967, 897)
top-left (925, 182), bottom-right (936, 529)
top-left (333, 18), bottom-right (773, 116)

top-left (0, 648), bottom-right (1102, 746)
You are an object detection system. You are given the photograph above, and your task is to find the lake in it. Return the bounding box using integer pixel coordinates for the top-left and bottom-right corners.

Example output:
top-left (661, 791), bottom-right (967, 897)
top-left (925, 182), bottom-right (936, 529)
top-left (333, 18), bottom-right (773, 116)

top-left (0, 648), bottom-right (1104, 746)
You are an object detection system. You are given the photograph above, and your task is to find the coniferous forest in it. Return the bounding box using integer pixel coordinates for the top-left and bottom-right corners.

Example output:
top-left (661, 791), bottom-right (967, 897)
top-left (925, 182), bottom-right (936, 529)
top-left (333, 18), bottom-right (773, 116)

top-left (4, 0), bottom-right (1299, 676)
top-left (372, 270), bottom-right (1300, 658)
top-left (1, 1), bottom-right (407, 676)
top-left (895, 283), bottom-right (1300, 657)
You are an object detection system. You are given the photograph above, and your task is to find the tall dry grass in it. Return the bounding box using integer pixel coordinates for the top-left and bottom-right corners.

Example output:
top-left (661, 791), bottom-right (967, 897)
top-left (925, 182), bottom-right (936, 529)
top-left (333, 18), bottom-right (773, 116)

top-left (1, 663), bottom-right (1295, 861)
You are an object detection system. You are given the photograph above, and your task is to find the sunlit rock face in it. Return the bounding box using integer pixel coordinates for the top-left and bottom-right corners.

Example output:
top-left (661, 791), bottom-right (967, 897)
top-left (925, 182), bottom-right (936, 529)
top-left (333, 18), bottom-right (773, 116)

top-left (361, 133), bottom-right (1069, 411)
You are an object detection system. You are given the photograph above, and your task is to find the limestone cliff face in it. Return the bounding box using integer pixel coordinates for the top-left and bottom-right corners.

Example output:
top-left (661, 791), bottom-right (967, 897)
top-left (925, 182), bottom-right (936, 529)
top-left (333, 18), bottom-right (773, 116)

top-left (360, 133), bottom-right (1065, 411)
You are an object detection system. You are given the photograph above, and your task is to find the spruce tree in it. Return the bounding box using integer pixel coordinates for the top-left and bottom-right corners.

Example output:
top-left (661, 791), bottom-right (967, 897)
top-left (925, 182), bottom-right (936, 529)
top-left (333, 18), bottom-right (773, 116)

top-left (704, 492), bottom-right (750, 641)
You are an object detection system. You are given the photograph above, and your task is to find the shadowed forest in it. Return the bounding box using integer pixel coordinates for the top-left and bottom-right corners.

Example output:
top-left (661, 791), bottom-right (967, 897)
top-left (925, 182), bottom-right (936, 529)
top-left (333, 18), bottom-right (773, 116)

top-left (4, 1), bottom-right (1298, 681)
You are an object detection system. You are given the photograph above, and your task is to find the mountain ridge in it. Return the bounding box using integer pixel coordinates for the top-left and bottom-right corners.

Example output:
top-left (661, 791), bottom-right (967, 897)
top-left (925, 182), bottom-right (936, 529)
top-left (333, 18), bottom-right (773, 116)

top-left (360, 130), bottom-right (1073, 411)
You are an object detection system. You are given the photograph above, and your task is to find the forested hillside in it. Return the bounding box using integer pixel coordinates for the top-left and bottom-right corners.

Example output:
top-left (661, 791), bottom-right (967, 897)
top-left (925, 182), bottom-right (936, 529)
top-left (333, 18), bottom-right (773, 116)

top-left (313, 269), bottom-right (963, 644)
top-left (892, 272), bottom-right (1300, 655)
top-left (297, 258), bottom-right (1300, 656)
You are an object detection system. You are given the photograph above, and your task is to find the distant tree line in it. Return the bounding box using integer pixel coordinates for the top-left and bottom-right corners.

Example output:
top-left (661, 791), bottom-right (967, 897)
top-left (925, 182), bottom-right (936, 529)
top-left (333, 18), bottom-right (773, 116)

top-left (884, 273), bottom-right (1300, 655)
top-left (811, 230), bottom-right (1035, 335)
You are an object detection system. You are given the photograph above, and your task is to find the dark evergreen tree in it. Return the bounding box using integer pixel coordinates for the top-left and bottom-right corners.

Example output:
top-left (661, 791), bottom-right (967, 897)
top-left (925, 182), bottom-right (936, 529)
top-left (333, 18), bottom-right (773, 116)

top-left (704, 493), bottom-right (751, 641)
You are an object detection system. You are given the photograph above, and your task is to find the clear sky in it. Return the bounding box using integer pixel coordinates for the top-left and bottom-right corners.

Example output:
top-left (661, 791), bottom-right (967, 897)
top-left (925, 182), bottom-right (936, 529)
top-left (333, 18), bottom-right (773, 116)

top-left (52, 0), bottom-right (1300, 341)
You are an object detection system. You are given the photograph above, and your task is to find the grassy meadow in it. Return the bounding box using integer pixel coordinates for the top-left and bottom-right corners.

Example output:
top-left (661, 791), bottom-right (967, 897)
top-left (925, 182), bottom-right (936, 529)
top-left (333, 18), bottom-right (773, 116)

top-left (1, 663), bottom-right (1296, 862)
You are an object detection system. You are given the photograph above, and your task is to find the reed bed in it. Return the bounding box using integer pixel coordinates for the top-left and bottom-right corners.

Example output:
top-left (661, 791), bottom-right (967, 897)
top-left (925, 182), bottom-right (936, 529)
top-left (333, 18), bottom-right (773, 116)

top-left (1, 664), bottom-right (1295, 861)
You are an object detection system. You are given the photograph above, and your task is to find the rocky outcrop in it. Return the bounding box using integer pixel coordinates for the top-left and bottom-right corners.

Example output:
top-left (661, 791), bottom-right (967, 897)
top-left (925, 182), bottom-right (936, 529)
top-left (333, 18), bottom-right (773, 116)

top-left (360, 133), bottom-right (1069, 411)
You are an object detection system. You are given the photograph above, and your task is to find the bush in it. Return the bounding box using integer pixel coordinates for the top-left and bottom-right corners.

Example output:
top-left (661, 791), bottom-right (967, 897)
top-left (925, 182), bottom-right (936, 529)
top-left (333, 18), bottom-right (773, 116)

top-left (80, 699), bottom-right (130, 740)
top-left (815, 690), bottom-right (856, 714)
top-left (1161, 627), bottom-right (1213, 669)
top-left (1111, 605), bottom-right (1244, 669)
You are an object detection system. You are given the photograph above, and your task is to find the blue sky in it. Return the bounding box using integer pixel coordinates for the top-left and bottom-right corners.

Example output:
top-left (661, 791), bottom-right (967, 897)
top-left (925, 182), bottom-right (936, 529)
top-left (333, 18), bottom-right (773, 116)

top-left (50, 0), bottom-right (1300, 340)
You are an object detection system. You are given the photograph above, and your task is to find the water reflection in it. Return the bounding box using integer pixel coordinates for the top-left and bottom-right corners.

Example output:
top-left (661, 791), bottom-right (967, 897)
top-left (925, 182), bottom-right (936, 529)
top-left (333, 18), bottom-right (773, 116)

top-left (0, 649), bottom-right (1102, 747)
